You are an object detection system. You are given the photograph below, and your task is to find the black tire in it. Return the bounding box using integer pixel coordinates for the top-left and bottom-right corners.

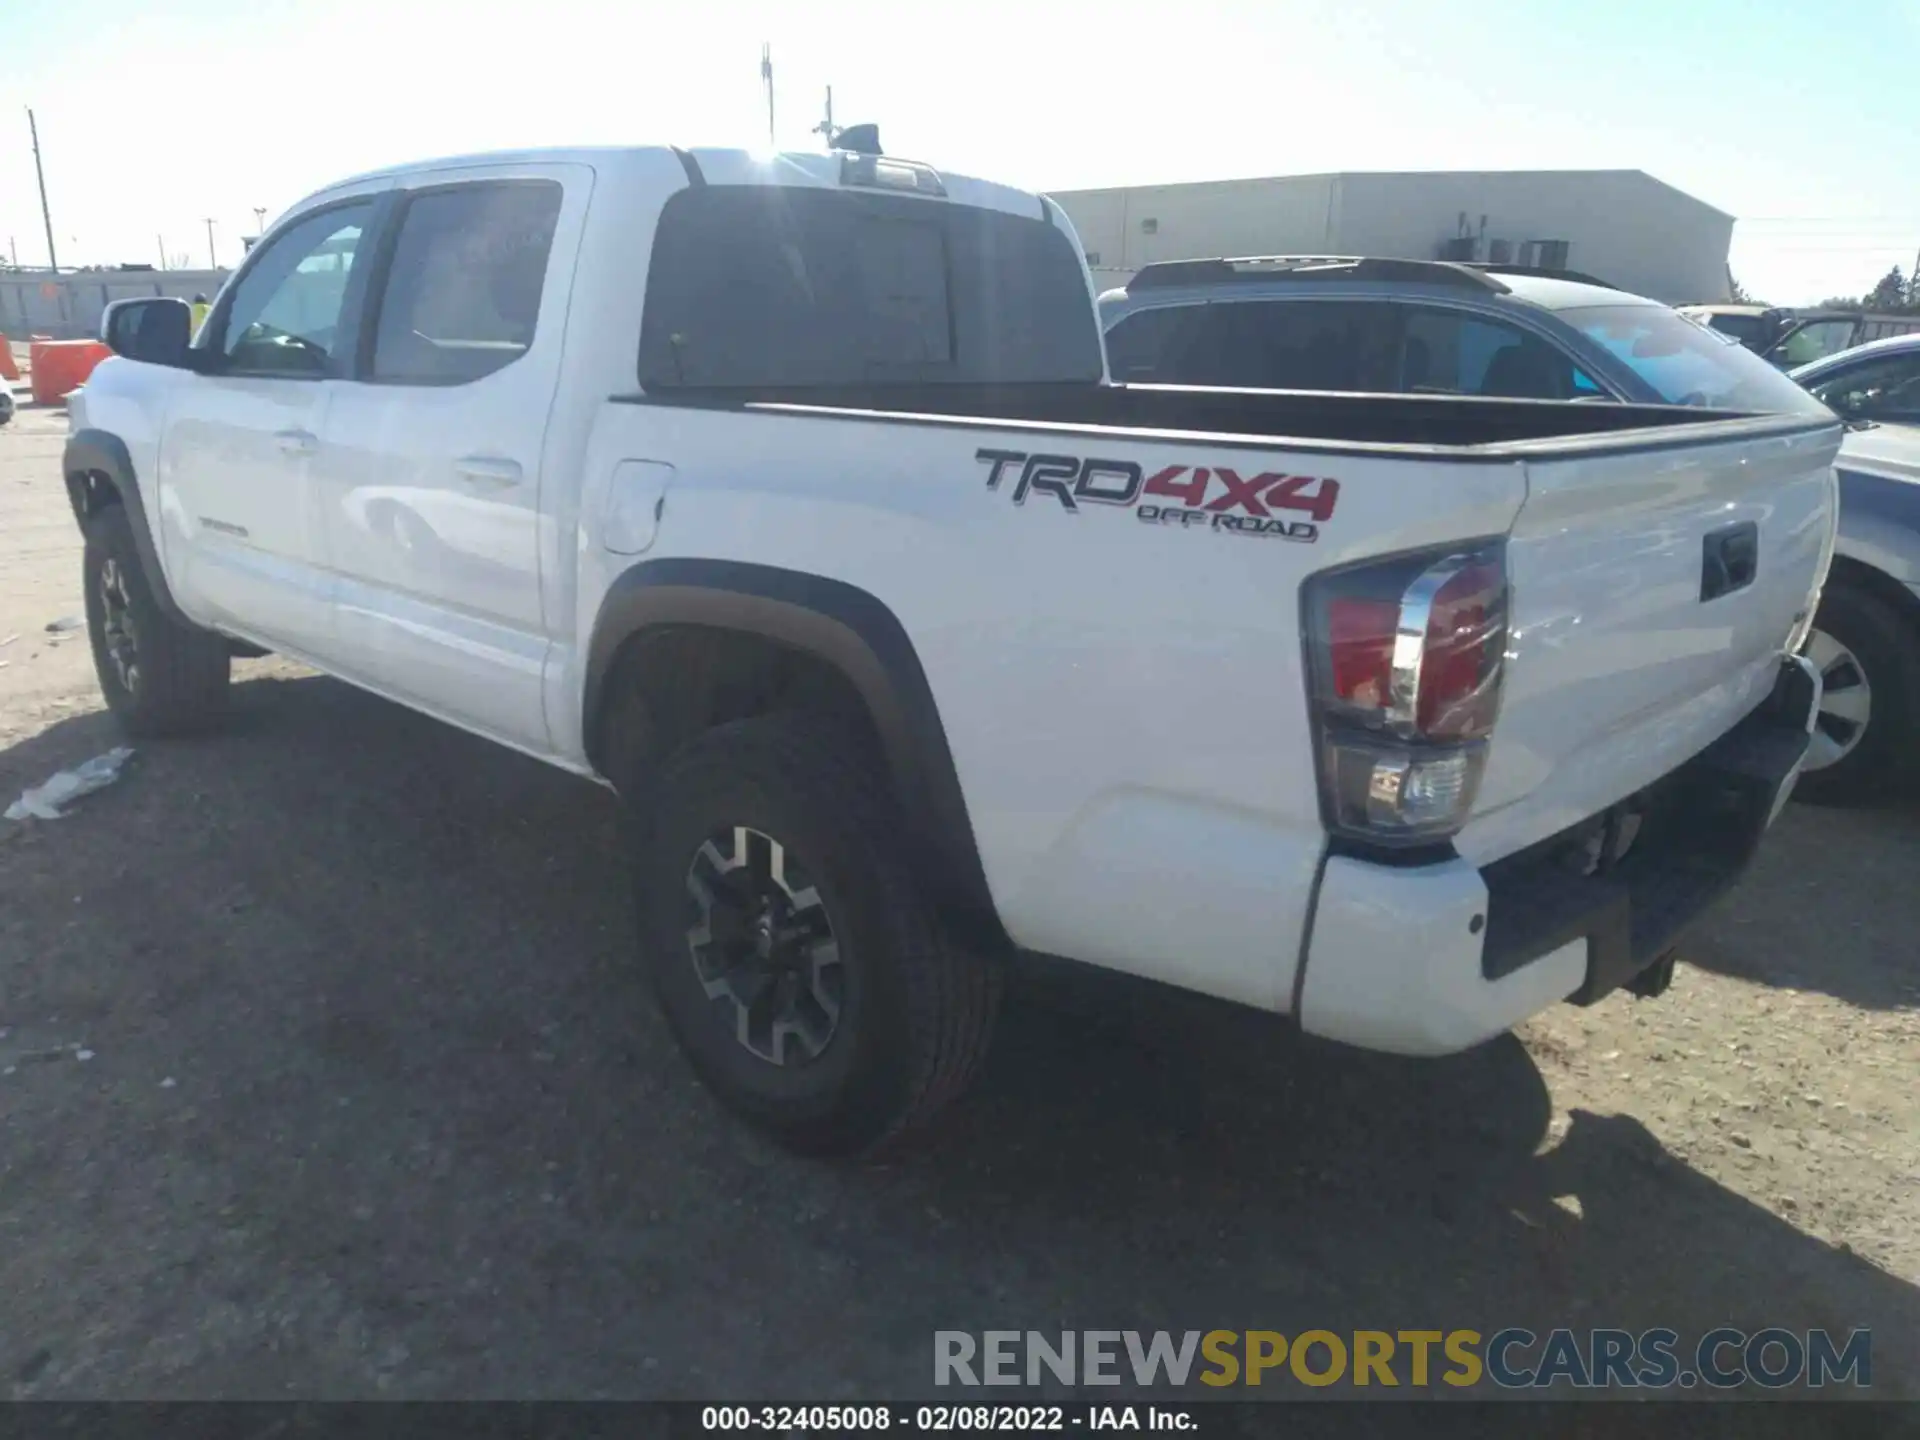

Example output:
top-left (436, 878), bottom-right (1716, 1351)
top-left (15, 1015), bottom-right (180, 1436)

top-left (631, 713), bottom-right (1002, 1156)
top-left (1794, 583), bottom-right (1920, 807)
top-left (82, 504), bottom-right (231, 737)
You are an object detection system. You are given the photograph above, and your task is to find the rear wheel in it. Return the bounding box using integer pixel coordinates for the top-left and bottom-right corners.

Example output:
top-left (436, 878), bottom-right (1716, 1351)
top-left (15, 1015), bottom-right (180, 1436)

top-left (83, 505), bottom-right (231, 737)
top-left (631, 713), bottom-right (1001, 1155)
top-left (1793, 583), bottom-right (1919, 807)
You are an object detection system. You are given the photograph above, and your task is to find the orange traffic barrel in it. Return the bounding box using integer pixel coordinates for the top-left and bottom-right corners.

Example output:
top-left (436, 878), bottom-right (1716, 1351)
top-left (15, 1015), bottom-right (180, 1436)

top-left (29, 339), bottom-right (111, 405)
top-left (0, 335), bottom-right (20, 382)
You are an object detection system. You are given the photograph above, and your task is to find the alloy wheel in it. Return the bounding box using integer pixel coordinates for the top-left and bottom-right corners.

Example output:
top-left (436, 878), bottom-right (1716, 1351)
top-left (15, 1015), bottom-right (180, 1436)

top-left (684, 825), bottom-right (845, 1066)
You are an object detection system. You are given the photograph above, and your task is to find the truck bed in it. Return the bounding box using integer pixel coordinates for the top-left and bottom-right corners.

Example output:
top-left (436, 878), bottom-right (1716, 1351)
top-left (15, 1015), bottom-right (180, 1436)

top-left (614, 380), bottom-right (1813, 452)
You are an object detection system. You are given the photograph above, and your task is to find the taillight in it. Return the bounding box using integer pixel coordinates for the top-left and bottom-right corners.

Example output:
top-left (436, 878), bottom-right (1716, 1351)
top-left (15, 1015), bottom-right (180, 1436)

top-left (1304, 542), bottom-right (1510, 845)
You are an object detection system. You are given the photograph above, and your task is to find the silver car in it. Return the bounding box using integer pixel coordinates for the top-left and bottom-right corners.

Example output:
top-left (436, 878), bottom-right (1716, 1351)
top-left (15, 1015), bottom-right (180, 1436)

top-left (1789, 334), bottom-right (1920, 802)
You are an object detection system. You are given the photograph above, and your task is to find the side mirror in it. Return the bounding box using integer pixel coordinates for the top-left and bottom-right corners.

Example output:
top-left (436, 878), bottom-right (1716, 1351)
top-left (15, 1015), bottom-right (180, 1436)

top-left (101, 297), bottom-right (196, 368)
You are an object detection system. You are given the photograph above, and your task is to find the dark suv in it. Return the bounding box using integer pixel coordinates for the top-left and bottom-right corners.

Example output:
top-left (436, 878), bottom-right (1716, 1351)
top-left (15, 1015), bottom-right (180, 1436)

top-left (1097, 255), bottom-right (1917, 806)
top-left (1097, 256), bottom-right (1825, 412)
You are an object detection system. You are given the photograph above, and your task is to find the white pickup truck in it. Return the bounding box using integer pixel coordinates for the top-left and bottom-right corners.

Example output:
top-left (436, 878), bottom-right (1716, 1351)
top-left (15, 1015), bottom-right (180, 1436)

top-left (67, 143), bottom-right (1837, 1154)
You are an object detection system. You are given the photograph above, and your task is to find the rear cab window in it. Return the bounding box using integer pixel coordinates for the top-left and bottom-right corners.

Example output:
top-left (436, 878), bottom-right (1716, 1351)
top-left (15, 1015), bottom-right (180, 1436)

top-left (637, 185), bottom-right (1103, 389)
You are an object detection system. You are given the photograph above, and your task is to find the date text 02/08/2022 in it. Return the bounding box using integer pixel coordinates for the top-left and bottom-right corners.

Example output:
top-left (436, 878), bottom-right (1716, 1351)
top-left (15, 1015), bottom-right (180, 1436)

top-left (701, 1404), bottom-right (1192, 1432)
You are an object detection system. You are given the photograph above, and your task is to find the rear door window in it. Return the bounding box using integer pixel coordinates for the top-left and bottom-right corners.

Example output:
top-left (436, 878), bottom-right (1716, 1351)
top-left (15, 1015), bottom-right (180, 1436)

top-left (1706, 313), bottom-right (1766, 348)
top-left (638, 186), bottom-right (1102, 388)
top-left (1105, 299), bottom-right (1394, 392)
top-left (1396, 306), bottom-right (1595, 400)
top-left (1773, 319), bottom-right (1858, 369)
top-left (369, 181), bottom-right (562, 385)
top-left (1803, 352), bottom-right (1920, 423)
top-left (1103, 305), bottom-right (1201, 381)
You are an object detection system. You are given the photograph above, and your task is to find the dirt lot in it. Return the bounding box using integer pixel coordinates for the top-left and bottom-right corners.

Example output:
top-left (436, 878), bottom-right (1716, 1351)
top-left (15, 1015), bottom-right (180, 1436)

top-left (1, 402), bottom-right (1916, 1402)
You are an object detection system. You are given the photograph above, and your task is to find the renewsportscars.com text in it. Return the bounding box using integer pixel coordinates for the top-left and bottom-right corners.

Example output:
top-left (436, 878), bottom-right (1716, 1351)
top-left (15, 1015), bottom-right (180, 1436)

top-left (934, 1328), bottom-right (1872, 1391)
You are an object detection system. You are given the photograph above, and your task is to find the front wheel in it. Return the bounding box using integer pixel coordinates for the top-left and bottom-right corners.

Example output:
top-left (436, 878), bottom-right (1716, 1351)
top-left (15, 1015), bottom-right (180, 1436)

top-left (83, 505), bottom-right (232, 737)
top-left (631, 714), bottom-right (1002, 1156)
top-left (1793, 584), bottom-right (1919, 807)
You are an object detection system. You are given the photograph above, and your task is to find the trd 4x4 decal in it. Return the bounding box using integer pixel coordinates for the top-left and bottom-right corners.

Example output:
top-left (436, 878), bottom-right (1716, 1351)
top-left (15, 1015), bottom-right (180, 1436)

top-left (975, 449), bottom-right (1337, 543)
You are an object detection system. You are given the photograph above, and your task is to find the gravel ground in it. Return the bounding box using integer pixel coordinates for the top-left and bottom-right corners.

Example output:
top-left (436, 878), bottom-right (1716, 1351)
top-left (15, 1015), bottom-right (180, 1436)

top-left (0, 404), bottom-right (1915, 1403)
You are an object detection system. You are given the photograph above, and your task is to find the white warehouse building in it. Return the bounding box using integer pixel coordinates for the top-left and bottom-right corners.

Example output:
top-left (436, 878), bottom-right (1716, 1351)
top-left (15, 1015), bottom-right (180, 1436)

top-left (1047, 170), bottom-right (1734, 306)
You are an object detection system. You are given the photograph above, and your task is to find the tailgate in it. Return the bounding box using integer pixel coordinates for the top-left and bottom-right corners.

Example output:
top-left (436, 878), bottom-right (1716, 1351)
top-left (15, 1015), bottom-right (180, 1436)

top-left (1456, 421), bottom-right (1841, 865)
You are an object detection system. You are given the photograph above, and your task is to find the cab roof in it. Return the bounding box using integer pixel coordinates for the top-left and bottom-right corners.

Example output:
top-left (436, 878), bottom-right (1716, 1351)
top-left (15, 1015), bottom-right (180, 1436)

top-left (1098, 256), bottom-right (1655, 315)
top-left (305, 145), bottom-right (1053, 223)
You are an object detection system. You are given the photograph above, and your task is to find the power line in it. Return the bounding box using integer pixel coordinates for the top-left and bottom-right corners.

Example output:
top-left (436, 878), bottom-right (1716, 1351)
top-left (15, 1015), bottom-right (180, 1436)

top-left (1739, 243), bottom-right (1920, 252)
top-left (1738, 228), bottom-right (1920, 236)
top-left (1740, 214), bottom-right (1920, 222)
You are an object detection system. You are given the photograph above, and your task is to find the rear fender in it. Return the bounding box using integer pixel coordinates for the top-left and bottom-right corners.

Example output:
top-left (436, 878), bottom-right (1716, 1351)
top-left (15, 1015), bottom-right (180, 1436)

top-left (583, 558), bottom-right (1009, 951)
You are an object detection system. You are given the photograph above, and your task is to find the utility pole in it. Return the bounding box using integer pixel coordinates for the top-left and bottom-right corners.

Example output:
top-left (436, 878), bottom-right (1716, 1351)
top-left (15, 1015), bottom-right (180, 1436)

top-left (204, 217), bottom-right (217, 270)
top-left (157, 234), bottom-right (167, 269)
top-left (812, 86), bottom-right (837, 148)
top-left (253, 206), bottom-right (267, 235)
top-left (27, 108), bottom-right (58, 273)
top-left (761, 45), bottom-right (775, 147)
top-left (8, 236), bottom-right (17, 268)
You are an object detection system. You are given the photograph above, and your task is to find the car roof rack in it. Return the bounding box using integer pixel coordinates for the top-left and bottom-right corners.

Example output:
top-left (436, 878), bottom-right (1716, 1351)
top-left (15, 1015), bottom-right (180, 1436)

top-left (1462, 263), bottom-right (1621, 290)
top-left (1126, 255), bottom-right (1512, 294)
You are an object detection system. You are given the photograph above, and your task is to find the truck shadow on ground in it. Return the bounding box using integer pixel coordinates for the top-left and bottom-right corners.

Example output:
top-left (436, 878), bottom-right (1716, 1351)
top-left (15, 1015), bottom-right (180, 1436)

top-left (0, 672), bottom-right (1913, 1400)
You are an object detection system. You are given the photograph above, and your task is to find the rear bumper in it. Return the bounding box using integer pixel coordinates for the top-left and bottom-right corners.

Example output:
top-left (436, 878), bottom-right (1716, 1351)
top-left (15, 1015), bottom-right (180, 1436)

top-left (1296, 655), bottom-right (1819, 1056)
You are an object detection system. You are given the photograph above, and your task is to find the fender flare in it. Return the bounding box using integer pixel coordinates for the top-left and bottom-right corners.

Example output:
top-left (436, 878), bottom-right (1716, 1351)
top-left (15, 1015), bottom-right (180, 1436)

top-left (63, 428), bottom-right (192, 627)
top-left (584, 558), bottom-right (1009, 950)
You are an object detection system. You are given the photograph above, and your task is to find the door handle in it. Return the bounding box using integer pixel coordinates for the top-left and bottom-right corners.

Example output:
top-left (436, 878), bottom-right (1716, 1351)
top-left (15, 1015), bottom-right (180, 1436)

top-left (274, 428), bottom-right (317, 456)
top-left (454, 456), bottom-right (524, 488)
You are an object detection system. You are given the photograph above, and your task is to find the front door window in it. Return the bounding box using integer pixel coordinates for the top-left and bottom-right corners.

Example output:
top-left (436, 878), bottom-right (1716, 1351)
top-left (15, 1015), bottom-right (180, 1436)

top-left (214, 202), bottom-right (373, 377)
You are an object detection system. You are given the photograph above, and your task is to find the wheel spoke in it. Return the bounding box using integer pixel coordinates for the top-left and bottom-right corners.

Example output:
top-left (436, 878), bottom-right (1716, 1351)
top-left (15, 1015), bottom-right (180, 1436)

top-left (1819, 681), bottom-right (1871, 727)
top-left (805, 939), bottom-right (844, 1023)
top-left (1804, 727), bottom-right (1848, 772)
top-left (1802, 628), bottom-right (1845, 673)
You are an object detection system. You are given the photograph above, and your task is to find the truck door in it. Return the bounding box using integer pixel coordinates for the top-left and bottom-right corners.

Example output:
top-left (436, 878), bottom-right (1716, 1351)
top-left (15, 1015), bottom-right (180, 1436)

top-left (311, 165), bottom-right (590, 751)
top-left (158, 198), bottom-right (380, 655)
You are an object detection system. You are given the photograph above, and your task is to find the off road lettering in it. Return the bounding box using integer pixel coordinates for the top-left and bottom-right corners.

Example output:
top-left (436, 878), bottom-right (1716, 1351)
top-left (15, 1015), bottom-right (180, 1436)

top-left (978, 449), bottom-right (1336, 541)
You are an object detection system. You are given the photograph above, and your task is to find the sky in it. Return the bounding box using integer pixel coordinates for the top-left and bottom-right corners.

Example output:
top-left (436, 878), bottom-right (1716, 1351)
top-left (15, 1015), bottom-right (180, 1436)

top-left (2, 0), bottom-right (1917, 305)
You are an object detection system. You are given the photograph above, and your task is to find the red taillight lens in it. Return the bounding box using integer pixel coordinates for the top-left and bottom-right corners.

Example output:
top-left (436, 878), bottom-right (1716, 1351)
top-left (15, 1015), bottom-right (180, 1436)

top-left (1326, 597), bottom-right (1398, 709)
top-left (1304, 542), bottom-right (1510, 845)
top-left (1415, 558), bottom-right (1506, 741)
